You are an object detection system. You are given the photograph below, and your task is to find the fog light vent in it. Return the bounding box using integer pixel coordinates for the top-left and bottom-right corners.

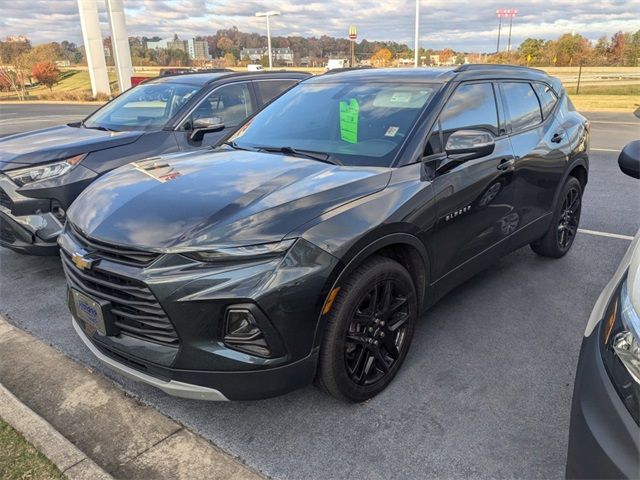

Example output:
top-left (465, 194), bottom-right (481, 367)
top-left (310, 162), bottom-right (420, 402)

top-left (224, 308), bottom-right (271, 357)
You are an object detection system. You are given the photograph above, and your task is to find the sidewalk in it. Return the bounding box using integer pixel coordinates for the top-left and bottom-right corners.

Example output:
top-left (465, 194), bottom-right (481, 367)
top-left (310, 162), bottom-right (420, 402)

top-left (0, 315), bottom-right (264, 479)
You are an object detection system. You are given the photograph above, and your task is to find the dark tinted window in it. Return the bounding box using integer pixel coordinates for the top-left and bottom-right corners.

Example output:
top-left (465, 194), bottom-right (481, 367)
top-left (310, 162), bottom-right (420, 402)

top-left (425, 82), bottom-right (497, 156)
top-left (502, 82), bottom-right (542, 131)
top-left (255, 79), bottom-right (297, 104)
top-left (532, 82), bottom-right (558, 119)
top-left (185, 83), bottom-right (254, 129)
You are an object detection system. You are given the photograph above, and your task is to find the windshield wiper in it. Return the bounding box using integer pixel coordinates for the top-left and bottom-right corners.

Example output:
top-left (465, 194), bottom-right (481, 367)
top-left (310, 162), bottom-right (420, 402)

top-left (256, 146), bottom-right (343, 166)
top-left (82, 123), bottom-right (117, 132)
top-left (221, 140), bottom-right (256, 152)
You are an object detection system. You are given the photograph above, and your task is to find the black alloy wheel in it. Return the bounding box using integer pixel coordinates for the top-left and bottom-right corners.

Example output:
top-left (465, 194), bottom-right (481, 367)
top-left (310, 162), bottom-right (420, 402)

top-left (316, 256), bottom-right (417, 402)
top-left (530, 176), bottom-right (583, 258)
top-left (557, 185), bottom-right (581, 250)
top-left (345, 279), bottom-right (410, 386)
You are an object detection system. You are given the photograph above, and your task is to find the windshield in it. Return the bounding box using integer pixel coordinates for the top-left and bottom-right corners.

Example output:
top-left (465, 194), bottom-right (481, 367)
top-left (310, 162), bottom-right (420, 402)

top-left (83, 82), bottom-right (200, 131)
top-left (231, 82), bottom-right (437, 167)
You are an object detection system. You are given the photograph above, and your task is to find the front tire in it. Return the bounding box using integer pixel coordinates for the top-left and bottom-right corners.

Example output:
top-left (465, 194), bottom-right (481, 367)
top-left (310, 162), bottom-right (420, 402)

top-left (530, 176), bottom-right (582, 258)
top-left (316, 256), bottom-right (417, 402)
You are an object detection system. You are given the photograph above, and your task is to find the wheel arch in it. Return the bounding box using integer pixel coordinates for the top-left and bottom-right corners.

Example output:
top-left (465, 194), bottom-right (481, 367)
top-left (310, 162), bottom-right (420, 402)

top-left (311, 232), bottom-right (430, 351)
top-left (552, 155), bottom-right (589, 211)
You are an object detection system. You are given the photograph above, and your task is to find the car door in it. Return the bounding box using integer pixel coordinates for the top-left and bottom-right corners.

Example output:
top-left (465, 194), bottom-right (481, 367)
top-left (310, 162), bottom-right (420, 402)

top-left (174, 81), bottom-right (256, 150)
top-left (499, 81), bottom-right (568, 233)
top-left (424, 81), bottom-right (517, 284)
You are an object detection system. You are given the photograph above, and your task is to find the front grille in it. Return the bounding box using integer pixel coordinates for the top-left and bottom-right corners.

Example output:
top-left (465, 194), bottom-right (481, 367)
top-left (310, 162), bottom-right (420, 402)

top-left (61, 248), bottom-right (179, 346)
top-left (0, 188), bottom-right (12, 210)
top-left (68, 225), bottom-right (160, 267)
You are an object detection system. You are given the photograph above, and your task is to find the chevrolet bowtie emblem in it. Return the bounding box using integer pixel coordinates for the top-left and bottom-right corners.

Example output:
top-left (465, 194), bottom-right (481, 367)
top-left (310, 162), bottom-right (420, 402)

top-left (71, 252), bottom-right (96, 270)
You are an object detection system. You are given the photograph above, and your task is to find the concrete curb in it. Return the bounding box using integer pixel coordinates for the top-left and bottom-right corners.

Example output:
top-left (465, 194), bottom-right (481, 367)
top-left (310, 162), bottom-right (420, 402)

top-left (0, 315), bottom-right (265, 480)
top-left (0, 382), bottom-right (113, 480)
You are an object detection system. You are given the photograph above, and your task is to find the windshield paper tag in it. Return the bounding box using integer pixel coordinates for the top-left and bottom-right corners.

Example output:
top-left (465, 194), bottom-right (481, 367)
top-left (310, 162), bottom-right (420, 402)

top-left (339, 98), bottom-right (359, 144)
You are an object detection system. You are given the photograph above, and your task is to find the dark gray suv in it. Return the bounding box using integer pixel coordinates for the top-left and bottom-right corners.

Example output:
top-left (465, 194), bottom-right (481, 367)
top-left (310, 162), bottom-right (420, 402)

top-left (60, 66), bottom-right (589, 402)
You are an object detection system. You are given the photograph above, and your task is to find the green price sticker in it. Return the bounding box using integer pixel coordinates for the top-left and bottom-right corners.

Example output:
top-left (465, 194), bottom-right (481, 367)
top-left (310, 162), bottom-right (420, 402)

top-left (339, 98), bottom-right (359, 144)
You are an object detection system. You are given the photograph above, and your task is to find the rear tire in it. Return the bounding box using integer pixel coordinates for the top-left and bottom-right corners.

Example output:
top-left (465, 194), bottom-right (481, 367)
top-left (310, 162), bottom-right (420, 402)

top-left (530, 176), bottom-right (582, 258)
top-left (316, 256), bottom-right (417, 402)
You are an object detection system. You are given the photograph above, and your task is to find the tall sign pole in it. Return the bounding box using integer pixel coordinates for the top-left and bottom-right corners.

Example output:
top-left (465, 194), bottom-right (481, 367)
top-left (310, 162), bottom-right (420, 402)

top-left (414, 0), bottom-right (420, 67)
top-left (77, 0), bottom-right (110, 97)
top-left (348, 25), bottom-right (357, 67)
top-left (105, 0), bottom-right (133, 92)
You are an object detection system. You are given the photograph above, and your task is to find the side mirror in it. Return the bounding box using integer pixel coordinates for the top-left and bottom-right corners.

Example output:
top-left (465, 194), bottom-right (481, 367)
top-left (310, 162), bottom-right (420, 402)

top-left (432, 130), bottom-right (496, 176)
top-left (189, 116), bottom-right (225, 142)
top-left (445, 129), bottom-right (495, 158)
top-left (618, 140), bottom-right (640, 179)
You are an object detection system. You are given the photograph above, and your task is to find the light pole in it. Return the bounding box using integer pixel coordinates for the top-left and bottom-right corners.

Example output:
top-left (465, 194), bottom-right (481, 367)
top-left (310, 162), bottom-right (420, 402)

top-left (256, 10), bottom-right (280, 70)
top-left (414, 0), bottom-right (420, 67)
top-left (506, 9), bottom-right (518, 52)
top-left (496, 9), bottom-right (505, 53)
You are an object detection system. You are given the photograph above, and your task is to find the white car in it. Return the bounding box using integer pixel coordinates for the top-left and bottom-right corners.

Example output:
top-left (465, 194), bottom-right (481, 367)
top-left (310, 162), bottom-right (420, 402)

top-left (247, 64), bottom-right (264, 71)
top-left (566, 140), bottom-right (640, 478)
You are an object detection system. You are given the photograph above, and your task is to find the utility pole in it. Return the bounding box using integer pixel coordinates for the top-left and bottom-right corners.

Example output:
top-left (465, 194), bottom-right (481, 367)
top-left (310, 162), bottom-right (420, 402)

top-left (414, 0), bottom-right (420, 67)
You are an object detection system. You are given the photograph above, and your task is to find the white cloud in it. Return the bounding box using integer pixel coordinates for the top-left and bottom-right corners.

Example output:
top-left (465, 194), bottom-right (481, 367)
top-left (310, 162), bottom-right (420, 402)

top-left (0, 0), bottom-right (638, 51)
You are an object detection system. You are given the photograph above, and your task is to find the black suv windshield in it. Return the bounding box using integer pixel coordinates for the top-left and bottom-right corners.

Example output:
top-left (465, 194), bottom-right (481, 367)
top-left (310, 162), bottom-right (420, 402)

top-left (232, 82), bottom-right (437, 167)
top-left (83, 82), bottom-right (200, 131)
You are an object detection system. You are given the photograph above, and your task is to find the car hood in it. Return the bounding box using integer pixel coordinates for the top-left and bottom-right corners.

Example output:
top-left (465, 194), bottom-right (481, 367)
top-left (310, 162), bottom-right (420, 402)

top-left (68, 149), bottom-right (391, 251)
top-left (0, 124), bottom-right (143, 169)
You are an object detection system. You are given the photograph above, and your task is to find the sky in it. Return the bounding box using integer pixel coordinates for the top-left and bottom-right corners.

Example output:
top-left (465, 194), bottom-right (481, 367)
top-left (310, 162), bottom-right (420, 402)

top-left (0, 0), bottom-right (638, 52)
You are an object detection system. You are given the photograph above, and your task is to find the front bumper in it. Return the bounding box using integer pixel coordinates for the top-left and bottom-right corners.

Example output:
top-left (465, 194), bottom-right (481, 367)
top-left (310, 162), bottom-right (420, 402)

top-left (60, 228), bottom-right (338, 400)
top-left (566, 326), bottom-right (640, 479)
top-left (0, 176), bottom-right (61, 255)
top-left (73, 317), bottom-right (229, 401)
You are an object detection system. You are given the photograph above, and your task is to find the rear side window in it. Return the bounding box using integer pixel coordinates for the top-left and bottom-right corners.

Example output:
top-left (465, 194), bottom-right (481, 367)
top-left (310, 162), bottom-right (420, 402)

top-left (532, 82), bottom-right (558, 119)
top-left (425, 82), bottom-right (498, 156)
top-left (502, 82), bottom-right (542, 132)
top-left (255, 79), bottom-right (298, 104)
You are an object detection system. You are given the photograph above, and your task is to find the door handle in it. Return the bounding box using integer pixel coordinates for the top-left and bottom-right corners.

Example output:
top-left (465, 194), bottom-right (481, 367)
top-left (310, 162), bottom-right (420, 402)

top-left (497, 158), bottom-right (515, 171)
top-left (551, 132), bottom-right (565, 143)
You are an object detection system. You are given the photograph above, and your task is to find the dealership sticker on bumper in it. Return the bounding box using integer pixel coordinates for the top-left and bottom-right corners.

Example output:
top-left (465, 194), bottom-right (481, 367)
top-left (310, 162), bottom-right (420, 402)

top-left (71, 289), bottom-right (106, 336)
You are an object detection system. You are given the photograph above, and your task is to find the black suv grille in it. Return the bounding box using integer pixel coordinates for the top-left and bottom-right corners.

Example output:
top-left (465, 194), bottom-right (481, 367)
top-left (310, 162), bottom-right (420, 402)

top-left (68, 225), bottom-right (160, 267)
top-left (0, 188), bottom-right (12, 210)
top-left (61, 237), bottom-right (178, 347)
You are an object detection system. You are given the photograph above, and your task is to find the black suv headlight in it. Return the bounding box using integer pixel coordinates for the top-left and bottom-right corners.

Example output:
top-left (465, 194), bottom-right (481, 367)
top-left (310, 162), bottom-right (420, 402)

top-left (600, 274), bottom-right (640, 425)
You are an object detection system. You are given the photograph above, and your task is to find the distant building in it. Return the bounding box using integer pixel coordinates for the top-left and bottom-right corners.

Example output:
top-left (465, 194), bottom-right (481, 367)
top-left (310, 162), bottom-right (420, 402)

top-left (241, 47), bottom-right (293, 65)
top-left (146, 36), bottom-right (210, 60)
top-left (187, 39), bottom-right (211, 60)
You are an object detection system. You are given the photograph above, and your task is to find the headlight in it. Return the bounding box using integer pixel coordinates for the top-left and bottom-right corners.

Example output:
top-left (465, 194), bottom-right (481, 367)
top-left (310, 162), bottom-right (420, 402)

top-left (184, 239), bottom-right (296, 262)
top-left (6, 154), bottom-right (86, 187)
top-left (601, 275), bottom-right (640, 425)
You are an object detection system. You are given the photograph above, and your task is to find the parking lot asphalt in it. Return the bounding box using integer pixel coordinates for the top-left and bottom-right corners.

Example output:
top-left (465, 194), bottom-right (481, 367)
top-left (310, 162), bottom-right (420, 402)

top-left (0, 104), bottom-right (639, 479)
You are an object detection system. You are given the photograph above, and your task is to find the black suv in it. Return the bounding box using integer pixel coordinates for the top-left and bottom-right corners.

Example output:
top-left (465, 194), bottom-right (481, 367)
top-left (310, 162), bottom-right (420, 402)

top-left (0, 71), bottom-right (309, 254)
top-left (59, 66), bottom-right (589, 402)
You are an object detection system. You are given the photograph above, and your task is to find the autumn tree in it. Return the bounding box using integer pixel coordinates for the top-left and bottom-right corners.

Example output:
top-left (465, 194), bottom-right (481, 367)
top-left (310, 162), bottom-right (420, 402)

top-left (439, 48), bottom-right (455, 64)
top-left (32, 61), bottom-right (60, 91)
top-left (370, 48), bottom-right (393, 67)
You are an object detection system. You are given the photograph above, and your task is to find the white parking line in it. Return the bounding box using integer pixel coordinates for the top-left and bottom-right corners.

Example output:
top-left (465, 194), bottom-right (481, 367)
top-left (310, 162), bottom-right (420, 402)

top-left (591, 148), bottom-right (620, 152)
top-left (589, 121), bottom-right (640, 126)
top-left (578, 228), bottom-right (634, 241)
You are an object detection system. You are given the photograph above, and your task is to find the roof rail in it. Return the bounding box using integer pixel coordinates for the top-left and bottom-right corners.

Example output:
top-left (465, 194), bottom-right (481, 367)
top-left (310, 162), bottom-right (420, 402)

top-left (454, 63), bottom-right (544, 73)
